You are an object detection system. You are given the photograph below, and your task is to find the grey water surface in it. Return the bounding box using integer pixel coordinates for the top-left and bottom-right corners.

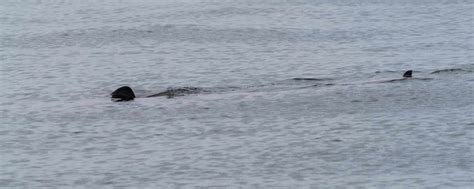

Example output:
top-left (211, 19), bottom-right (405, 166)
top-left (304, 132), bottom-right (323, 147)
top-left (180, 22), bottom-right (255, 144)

top-left (1, 0), bottom-right (473, 188)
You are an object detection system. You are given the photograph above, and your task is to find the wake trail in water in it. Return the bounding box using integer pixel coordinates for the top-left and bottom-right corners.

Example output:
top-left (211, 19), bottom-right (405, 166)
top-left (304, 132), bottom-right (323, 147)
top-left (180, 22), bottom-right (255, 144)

top-left (111, 68), bottom-right (473, 101)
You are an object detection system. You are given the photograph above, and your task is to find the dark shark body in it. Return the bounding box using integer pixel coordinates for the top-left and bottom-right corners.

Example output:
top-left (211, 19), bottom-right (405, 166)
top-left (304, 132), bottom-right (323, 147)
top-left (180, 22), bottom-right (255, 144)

top-left (291, 78), bottom-right (333, 81)
top-left (110, 70), bottom-right (430, 102)
top-left (111, 86), bottom-right (205, 101)
top-left (147, 87), bottom-right (205, 98)
top-left (371, 70), bottom-right (432, 83)
top-left (431, 68), bottom-right (472, 74)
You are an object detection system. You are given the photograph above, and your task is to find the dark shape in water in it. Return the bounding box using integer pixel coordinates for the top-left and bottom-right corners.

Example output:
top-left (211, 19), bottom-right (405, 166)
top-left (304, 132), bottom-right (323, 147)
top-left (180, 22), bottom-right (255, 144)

top-left (292, 78), bottom-right (332, 81)
top-left (111, 86), bottom-right (135, 101)
top-left (431, 68), bottom-right (471, 74)
top-left (403, 70), bottom-right (412, 78)
top-left (374, 70), bottom-right (432, 83)
top-left (111, 70), bottom-right (424, 101)
top-left (111, 86), bottom-right (204, 101)
top-left (147, 87), bottom-right (204, 98)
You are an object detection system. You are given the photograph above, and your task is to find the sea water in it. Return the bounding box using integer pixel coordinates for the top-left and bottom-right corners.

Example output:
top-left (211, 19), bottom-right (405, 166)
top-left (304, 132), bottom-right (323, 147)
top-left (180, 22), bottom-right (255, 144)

top-left (1, 0), bottom-right (473, 188)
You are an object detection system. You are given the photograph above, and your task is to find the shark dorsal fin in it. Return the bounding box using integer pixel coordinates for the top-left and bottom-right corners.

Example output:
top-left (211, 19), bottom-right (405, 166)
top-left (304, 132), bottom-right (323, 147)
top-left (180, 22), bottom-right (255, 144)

top-left (111, 86), bottom-right (135, 101)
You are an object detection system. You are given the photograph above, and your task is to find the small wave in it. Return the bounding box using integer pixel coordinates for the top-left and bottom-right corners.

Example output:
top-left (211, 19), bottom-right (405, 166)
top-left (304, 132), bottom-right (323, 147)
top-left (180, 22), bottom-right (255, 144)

top-left (291, 78), bottom-right (333, 81)
top-left (368, 77), bottom-right (433, 84)
top-left (374, 70), bottom-right (398, 74)
top-left (431, 68), bottom-right (473, 74)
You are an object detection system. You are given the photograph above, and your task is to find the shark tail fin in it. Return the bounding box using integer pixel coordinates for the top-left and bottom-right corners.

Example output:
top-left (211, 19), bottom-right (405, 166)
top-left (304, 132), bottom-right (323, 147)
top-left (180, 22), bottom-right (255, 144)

top-left (403, 70), bottom-right (412, 78)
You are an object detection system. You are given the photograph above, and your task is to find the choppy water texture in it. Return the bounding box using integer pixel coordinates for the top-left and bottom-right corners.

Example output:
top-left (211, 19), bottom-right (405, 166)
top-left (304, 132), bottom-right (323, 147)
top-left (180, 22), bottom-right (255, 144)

top-left (1, 0), bottom-right (474, 188)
